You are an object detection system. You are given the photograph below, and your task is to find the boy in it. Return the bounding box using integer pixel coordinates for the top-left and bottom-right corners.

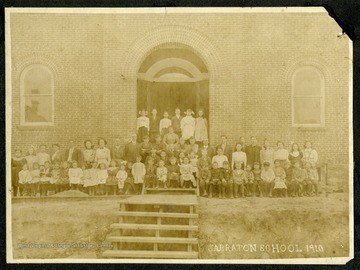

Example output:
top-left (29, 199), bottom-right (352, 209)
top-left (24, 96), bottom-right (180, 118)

top-left (221, 161), bottom-right (233, 198)
top-left (144, 158), bottom-right (157, 188)
top-left (156, 160), bottom-right (168, 188)
top-left (252, 162), bottom-right (263, 197)
top-left (245, 164), bottom-right (255, 196)
top-left (292, 161), bottom-right (306, 197)
top-left (273, 160), bottom-right (287, 197)
top-left (167, 156), bottom-right (180, 188)
top-left (209, 161), bottom-right (222, 198)
top-left (232, 162), bottom-right (247, 198)
top-left (260, 162), bottom-right (275, 197)
top-left (199, 164), bottom-right (211, 197)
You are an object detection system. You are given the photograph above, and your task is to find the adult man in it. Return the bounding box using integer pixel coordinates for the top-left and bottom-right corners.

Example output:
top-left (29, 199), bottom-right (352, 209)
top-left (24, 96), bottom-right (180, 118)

top-left (149, 108), bottom-right (160, 143)
top-left (64, 140), bottom-right (83, 164)
top-left (198, 138), bottom-right (215, 158)
top-left (111, 138), bottom-right (125, 165)
top-left (171, 108), bottom-right (183, 138)
top-left (124, 134), bottom-right (141, 163)
top-left (216, 135), bottom-right (232, 164)
top-left (246, 136), bottom-right (262, 167)
top-left (51, 144), bottom-right (63, 164)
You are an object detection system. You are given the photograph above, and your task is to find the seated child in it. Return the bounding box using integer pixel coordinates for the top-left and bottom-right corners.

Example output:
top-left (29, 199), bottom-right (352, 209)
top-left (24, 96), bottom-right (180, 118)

top-left (29, 162), bottom-right (40, 196)
top-left (39, 161), bottom-right (52, 196)
top-left (159, 151), bottom-right (168, 166)
top-left (59, 161), bottom-right (70, 192)
top-left (221, 161), bottom-right (233, 199)
top-left (197, 149), bottom-right (212, 172)
top-left (273, 160), bottom-right (287, 197)
top-left (131, 156), bottom-right (146, 195)
top-left (252, 162), bottom-right (263, 197)
top-left (144, 158), bottom-right (157, 188)
top-left (97, 163), bottom-right (108, 195)
top-left (116, 163), bottom-right (128, 194)
top-left (68, 161), bottom-right (83, 191)
top-left (189, 151), bottom-right (199, 179)
top-left (232, 162), bottom-right (247, 198)
top-left (50, 163), bottom-right (61, 194)
top-left (180, 157), bottom-right (196, 188)
top-left (146, 149), bottom-right (159, 165)
top-left (156, 160), bottom-right (168, 188)
top-left (84, 161), bottom-right (98, 196)
top-left (245, 164), bottom-right (255, 197)
top-left (209, 161), bottom-right (222, 198)
top-left (292, 161), bottom-right (306, 197)
top-left (124, 162), bottom-right (135, 195)
top-left (106, 160), bottom-right (119, 195)
top-left (18, 164), bottom-right (32, 196)
top-left (178, 151), bottom-right (186, 165)
top-left (199, 164), bottom-right (211, 197)
top-left (260, 162), bottom-right (275, 197)
top-left (283, 161), bottom-right (293, 195)
top-left (167, 156), bottom-right (180, 188)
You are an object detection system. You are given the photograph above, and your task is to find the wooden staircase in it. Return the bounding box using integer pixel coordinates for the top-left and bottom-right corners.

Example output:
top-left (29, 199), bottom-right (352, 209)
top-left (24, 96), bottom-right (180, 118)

top-left (103, 195), bottom-right (199, 259)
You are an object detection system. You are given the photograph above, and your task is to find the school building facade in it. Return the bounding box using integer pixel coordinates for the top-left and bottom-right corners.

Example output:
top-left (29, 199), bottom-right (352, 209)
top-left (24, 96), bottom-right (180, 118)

top-left (9, 8), bottom-right (351, 167)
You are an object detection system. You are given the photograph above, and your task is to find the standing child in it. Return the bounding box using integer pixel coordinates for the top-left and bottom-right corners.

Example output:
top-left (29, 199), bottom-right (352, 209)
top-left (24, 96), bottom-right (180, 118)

top-left (18, 164), bottom-right (32, 196)
top-left (199, 165), bottom-right (211, 197)
top-left (68, 161), bottom-right (83, 191)
top-left (292, 161), bottom-right (305, 197)
top-left (124, 162), bottom-right (135, 195)
top-left (97, 163), bottom-right (108, 195)
top-left (59, 161), bottom-right (70, 192)
top-left (167, 157), bottom-right (180, 188)
top-left (283, 161), bottom-right (294, 196)
top-left (304, 162), bottom-right (319, 196)
top-left (132, 156), bottom-right (146, 194)
top-left (159, 111), bottom-right (172, 136)
top-left (171, 108), bottom-right (183, 138)
top-left (11, 149), bottom-right (27, 196)
top-left (106, 160), bottom-right (119, 195)
top-left (144, 158), bottom-right (157, 188)
top-left (197, 149), bottom-right (212, 172)
top-left (194, 109), bottom-right (208, 145)
top-left (209, 161), bottom-right (222, 198)
top-left (156, 160), bottom-right (168, 188)
top-left (137, 109), bottom-right (149, 143)
top-left (273, 160), bottom-right (287, 197)
top-left (39, 162), bottom-right (52, 196)
top-left (245, 164), bottom-right (255, 196)
top-left (232, 162), bottom-right (247, 198)
top-left (29, 162), bottom-right (40, 196)
top-left (84, 161), bottom-right (98, 196)
top-left (180, 109), bottom-right (196, 141)
top-left (261, 162), bottom-right (275, 197)
top-left (189, 151), bottom-right (199, 180)
top-left (221, 161), bottom-right (233, 199)
top-left (252, 162), bottom-right (263, 197)
top-left (180, 157), bottom-right (196, 188)
top-left (116, 163), bottom-right (128, 194)
top-left (50, 163), bottom-right (61, 194)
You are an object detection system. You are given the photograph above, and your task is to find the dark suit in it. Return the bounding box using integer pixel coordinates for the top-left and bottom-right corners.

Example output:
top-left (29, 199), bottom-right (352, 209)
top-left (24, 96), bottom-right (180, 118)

top-left (149, 115), bottom-right (160, 142)
top-left (124, 141), bottom-right (141, 163)
top-left (245, 145), bottom-right (262, 166)
top-left (63, 148), bottom-right (83, 164)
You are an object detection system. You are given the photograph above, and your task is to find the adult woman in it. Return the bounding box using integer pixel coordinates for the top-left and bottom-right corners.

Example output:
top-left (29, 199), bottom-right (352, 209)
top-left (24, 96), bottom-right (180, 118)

top-left (83, 140), bottom-right (95, 168)
top-left (273, 141), bottom-right (289, 167)
top-left (180, 109), bottom-right (196, 141)
top-left (194, 109), bottom-right (208, 144)
top-left (302, 141), bottom-right (318, 166)
top-left (288, 142), bottom-right (303, 167)
top-left (260, 139), bottom-right (274, 167)
top-left (94, 138), bottom-right (111, 166)
top-left (231, 143), bottom-right (247, 170)
top-left (25, 146), bottom-right (38, 170)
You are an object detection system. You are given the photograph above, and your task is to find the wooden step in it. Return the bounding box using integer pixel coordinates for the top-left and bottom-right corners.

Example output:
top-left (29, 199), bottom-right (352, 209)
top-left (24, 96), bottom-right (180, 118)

top-left (110, 223), bottom-right (198, 231)
top-left (114, 211), bottom-right (198, 219)
top-left (106, 236), bottom-right (198, 244)
top-left (103, 250), bottom-right (198, 259)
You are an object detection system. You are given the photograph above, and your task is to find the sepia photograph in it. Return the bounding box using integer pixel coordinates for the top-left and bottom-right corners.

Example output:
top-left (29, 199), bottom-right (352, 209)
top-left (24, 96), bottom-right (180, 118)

top-left (5, 7), bottom-right (353, 264)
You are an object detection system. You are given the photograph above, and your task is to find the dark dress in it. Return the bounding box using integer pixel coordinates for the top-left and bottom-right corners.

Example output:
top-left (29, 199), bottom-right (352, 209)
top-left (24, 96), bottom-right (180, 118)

top-left (288, 152), bottom-right (303, 167)
top-left (149, 115), bottom-right (160, 142)
top-left (11, 157), bottom-right (26, 196)
top-left (124, 142), bottom-right (141, 163)
top-left (245, 145), bottom-right (262, 167)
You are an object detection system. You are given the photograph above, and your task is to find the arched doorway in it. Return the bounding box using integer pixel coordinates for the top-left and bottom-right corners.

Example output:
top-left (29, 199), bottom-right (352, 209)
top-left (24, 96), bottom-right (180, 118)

top-left (137, 43), bottom-right (209, 128)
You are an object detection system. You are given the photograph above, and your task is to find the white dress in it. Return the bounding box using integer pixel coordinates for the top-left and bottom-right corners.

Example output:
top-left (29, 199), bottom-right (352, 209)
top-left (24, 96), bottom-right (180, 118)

top-left (194, 117), bottom-right (208, 142)
top-left (131, 162), bottom-right (146, 184)
top-left (180, 116), bottom-right (195, 140)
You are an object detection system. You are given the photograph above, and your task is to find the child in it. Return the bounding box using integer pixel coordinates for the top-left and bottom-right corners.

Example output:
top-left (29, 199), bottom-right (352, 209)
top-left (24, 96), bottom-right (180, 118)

top-left (194, 109), bottom-right (208, 144)
top-left (78, 164), bottom-right (86, 192)
top-left (199, 165), bottom-right (211, 197)
top-left (273, 141), bottom-right (289, 167)
top-left (292, 161), bottom-right (306, 196)
top-left (83, 140), bottom-right (95, 169)
top-left (59, 161), bottom-right (70, 192)
top-left (165, 143), bottom-right (179, 159)
top-left (273, 160), bottom-right (287, 197)
top-left (156, 160), bottom-right (168, 188)
top-left (310, 163), bottom-right (320, 196)
top-left (261, 162), bottom-right (275, 197)
top-left (18, 164), bottom-right (32, 196)
top-left (106, 160), bottom-right (119, 195)
top-left (178, 151), bottom-right (186, 165)
top-left (212, 148), bottom-right (228, 169)
top-left (29, 162), bottom-right (40, 196)
top-left (221, 161), bottom-right (233, 199)
top-left (146, 148), bottom-right (160, 165)
top-left (209, 161), bottom-right (222, 198)
top-left (197, 149), bottom-right (212, 172)
top-left (181, 109), bottom-right (196, 141)
top-left (304, 162), bottom-right (319, 196)
top-left (140, 136), bottom-right (152, 162)
top-left (245, 164), bottom-right (255, 196)
top-left (84, 161), bottom-right (98, 196)
top-left (232, 162), bottom-right (247, 198)
top-left (124, 162), bottom-right (135, 195)
top-left (37, 145), bottom-right (51, 166)
top-left (97, 162), bottom-right (108, 195)
top-left (176, 137), bottom-right (188, 154)
top-left (189, 151), bottom-right (199, 179)
top-left (302, 141), bottom-right (318, 167)
top-left (171, 108), bottom-right (183, 138)
top-left (187, 137), bottom-right (199, 155)
top-left (159, 151), bottom-right (168, 166)
top-left (132, 156), bottom-right (146, 194)
top-left (159, 111), bottom-right (172, 136)
top-left (39, 162), bottom-right (52, 196)
top-left (144, 158), bottom-right (157, 188)
top-left (252, 162), bottom-right (263, 197)
top-left (50, 163), bottom-right (61, 194)
top-left (167, 156), bottom-right (180, 188)
top-left (11, 149), bottom-right (27, 197)
top-left (137, 109), bottom-right (149, 143)
top-left (284, 161), bottom-right (294, 195)
top-left (153, 135), bottom-right (166, 156)
top-left (180, 157), bottom-right (196, 188)
top-left (68, 161), bottom-right (83, 191)
top-left (116, 163), bottom-right (128, 194)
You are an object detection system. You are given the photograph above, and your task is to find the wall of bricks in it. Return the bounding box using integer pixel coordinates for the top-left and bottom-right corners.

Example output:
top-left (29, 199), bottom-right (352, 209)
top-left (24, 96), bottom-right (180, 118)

top-left (9, 11), bottom-right (351, 165)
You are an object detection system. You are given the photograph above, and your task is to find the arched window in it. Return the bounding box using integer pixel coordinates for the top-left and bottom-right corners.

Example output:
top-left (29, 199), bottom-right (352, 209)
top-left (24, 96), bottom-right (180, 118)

top-left (20, 64), bottom-right (54, 126)
top-left (292, 66), bottom-right (325, 127)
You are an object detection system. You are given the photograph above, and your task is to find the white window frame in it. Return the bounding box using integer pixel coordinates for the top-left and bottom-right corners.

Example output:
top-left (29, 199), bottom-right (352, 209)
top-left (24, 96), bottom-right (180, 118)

top-left (19, 64), bottom-right (55, 126)
top-left (291, 66), bottom-right (325, 128)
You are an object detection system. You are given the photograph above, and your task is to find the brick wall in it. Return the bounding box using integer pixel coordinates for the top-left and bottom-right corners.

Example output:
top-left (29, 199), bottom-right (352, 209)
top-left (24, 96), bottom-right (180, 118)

top-left (9, 10), bottom-right (351, 164)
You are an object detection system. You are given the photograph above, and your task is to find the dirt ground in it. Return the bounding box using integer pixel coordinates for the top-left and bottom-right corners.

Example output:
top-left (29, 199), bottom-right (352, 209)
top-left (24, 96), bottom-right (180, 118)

top-left (11, 191), bottom-right (349, 260)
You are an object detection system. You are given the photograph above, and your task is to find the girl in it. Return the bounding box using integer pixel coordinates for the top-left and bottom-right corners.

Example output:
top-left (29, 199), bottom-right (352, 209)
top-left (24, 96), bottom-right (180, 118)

top-left (194, 109), bottom-right (208, 144)
top-left (273, 141), bottom-right (289, 167)
top-left (167, 157), bottom-right (180, 188)
top-left (245, 164), bottom-right (255, 196)
top-left (144, 158), bottom-right (157, 188)
top-left (260, 139), bottom-right (274, 167)
top-left (137, 109), bottom-right (149, 143)
top-left (302, 141), bottom-right (318, 167)
top-left (221, 161), bottom-right (233, 199)
top-left (37, 145), bottom-right (51, 166)
top-left (95, 138), bottom-right (111, 167)
top-left (116, 163), bottom-right (128, 194)
top-left (106, 160), bottom-right (119, 195)
top-left (25, 146), bottom-right (38, 170)
top-left (68, 161), bottom-right (83, 190)
top-left (187, 137), bottom-right (199, 155)
top-left (180, 157), bottom-right (196, 188)
top-left (97, 162), bottom-right (108, 195)
top-left (232, 162), bottom-right (247, 198)
top-left (288, 143), bottom-right (303, 167)
top-left (261, 162), bottom-right (275, 197)
top-left (18, 164), bottom-right (32, 196)
top-left (159, 111), bottom-right (172, 136)
top-left (11, 149), bottom-right (27, 196)
top-left (273, 160), bottom-right (287, 197)
top-left (84, 161), bottom-right (98, 196)
top-left (39, 161), bottom-right (52, 196)
top-left (59, 161), bottom-right (70, 192)
top-left (180, 109), bottom-right (196, 141)
top-left (83, 140), bottom-right (95, 169)
top-left (156, 160), bottom-right (168, 188)
top-left (50, 163), bottom-right (61, 194)
top-left (131, 156), bottom-right (146, 194)
top-left (178, 151), bottom-right (186, 166)
top-left (232, 143), bottom-right (247, 170)
top-left (189, 151), bottom-right (199, 180)
top-left (29, 162), bottom-right (40, 196)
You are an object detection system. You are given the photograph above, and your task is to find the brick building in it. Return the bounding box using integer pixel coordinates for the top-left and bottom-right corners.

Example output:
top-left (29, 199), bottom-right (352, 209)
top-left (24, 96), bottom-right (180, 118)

top-left (8, 8), bottom-right (351, 167)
